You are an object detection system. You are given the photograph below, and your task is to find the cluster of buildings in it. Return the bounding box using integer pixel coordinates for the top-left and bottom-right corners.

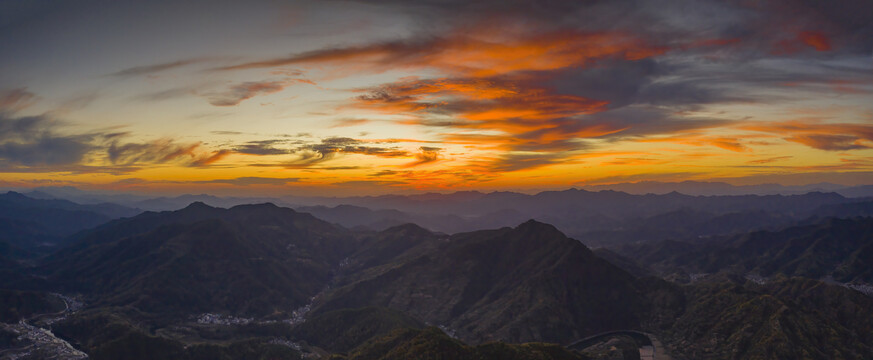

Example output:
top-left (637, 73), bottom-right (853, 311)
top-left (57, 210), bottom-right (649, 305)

top-left (1, 321), bottom-right (88, 360)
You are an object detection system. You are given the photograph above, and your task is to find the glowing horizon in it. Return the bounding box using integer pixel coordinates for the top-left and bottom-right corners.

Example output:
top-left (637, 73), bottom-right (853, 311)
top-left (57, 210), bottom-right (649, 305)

top-left (1, 0), bottom-right (872, 196)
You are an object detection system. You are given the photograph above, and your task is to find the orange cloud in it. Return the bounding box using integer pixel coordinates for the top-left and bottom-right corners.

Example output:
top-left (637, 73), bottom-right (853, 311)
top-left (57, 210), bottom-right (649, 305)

top-left (219, 27), bottom-right (667, 78)
top-left (0, 88), bottom-right (37, 112)
top-left (214, 23), bottom-right (682, 174)
top-left (191, 149), bottom-right (232, 166)
top-left (107, 139), bottom-right (231, 167)
top-left (354, 77), bottom-right (610, 145)
top-left (405, 146), bottom-right (442, 167)
top-left (640, 135), bottom-right (748, 152)
top-left (747, 156), bottom-right (792, 164)
top-left (206, 81), bottom-right (289, 106)
top-left (742, 121), bottom-right (873, 151)
top-left (798, 31), bottom-right (831, 51)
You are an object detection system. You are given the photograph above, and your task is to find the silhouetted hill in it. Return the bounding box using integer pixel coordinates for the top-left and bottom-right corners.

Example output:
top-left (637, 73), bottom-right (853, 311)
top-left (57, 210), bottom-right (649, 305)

top-left (618, 217), bottom-right (873, 283)
top-left (316, 220), bottom-right (644, 344)
top-left (41, 202), bottom-right (357, 317)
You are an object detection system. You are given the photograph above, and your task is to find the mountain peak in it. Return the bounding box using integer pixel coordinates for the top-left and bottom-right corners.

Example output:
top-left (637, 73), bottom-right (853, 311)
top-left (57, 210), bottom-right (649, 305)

top-left (514, 219), bottom-right (561, 235)
top-left (182, 201), bottom-right (215, 211)
top-left (381, 223), bottom-right (433, 237)
top-left (232, 202), bottom-right (280, 209)
top-left (2, 191), bottom-right (28, 199)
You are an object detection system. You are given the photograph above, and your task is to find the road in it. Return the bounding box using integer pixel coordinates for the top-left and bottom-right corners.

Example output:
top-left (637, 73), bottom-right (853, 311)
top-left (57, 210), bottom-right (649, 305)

top-left (0, 293), bottom-right (89, 359)
top-left (567, 330), bottom-right (672, 360)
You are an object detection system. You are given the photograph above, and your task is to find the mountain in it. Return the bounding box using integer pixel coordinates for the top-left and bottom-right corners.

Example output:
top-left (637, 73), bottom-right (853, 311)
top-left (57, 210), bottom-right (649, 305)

top-left (285, 189), bottom-right (867, 248)
top-left (617, 217), bottom-right (873, 283)
top-left (296, 204), bottom-right (533, 235)
top-left (580, 181), bottom-right (850, 196)
top-left (39, 202), bottom-right (357, 318)
top-left (813, 200), bottom-right (873, 218)
top-left (288, 188), bottom-right (851, 219)
top-left (836, 185), bottom-right (873, 198)
top-left (5, 198), bottom-right (873, 360)
top-left (296, 204), bottom-right (415, 230)
top-left (650, 276), bottom-right (873, 360)
top-left (0, 191), bottom-right (140, 250)
top-left (314, 220), bottom-right (645, 345)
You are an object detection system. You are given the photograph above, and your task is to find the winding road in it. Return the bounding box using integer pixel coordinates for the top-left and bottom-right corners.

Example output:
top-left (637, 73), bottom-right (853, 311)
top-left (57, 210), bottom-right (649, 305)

top-left (566, 330), bottom-right (672, 360)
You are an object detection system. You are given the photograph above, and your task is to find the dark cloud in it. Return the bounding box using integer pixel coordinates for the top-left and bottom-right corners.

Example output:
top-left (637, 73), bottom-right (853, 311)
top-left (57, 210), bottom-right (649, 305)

top-left (0, 136), bottom-right (94, 166)
top-left (743, 121), bottom-right (873, 152)
top-left (107, 140), bottom-right (198, 165)
top-left (206, 80), bottom-right (289, 106)
top-left (233, 139), bottom-right (289, 155)
top-left (0, 113), bottom-right (96, 167)
top-left (407, 146), bottom-right (442, 167)
top-left (487, 152), bottom-right (571, 172)
top-left (281, 137), bottom-right (409, 168)
top-left (787, 134), bottom-right (869, 151)
top-left (370, 169), bottom-right (398, 177)
top-left (581, 107), bottom-right (734, 140)
top-left (110, 58), bottom-right (205, 77)
top-left (304, 137), bottom-right (408, 158)
top-left (135, 87), bottom-right (194, 102)
top-left (0, 109), bottom-right (232, 172)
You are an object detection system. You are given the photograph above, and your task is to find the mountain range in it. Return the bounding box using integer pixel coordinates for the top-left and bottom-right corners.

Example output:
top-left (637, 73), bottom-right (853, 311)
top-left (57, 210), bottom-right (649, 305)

top-left (1, 191), bottom-right (873, 359)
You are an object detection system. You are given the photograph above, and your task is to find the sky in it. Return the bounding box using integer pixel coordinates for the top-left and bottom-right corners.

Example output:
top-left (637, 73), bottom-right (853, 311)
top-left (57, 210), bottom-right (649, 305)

top-left (1, 0), bottom-right (872, 196)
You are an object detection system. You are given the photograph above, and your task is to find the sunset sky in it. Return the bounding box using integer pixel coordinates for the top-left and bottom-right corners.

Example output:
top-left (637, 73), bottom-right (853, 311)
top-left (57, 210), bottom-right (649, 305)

top-left (1, 0), bottom-right (872, 196)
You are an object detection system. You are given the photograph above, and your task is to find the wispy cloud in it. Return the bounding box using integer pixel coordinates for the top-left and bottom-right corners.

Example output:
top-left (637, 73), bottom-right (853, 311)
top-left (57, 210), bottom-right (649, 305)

top-left (0, 88), bottom-right (37, 112)
top-left (0, 101), bottom-right (232, 173)
top-left (205, 80), bottom-right (290, 106)
top-left (110, 58), bottom-right (206, 77)
top-left (743, 121), bottom-right (873, 151)
top-left (233, 139), bottom-right (289, 155)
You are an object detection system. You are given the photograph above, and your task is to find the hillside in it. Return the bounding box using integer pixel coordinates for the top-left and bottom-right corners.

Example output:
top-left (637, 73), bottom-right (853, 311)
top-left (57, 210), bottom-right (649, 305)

top-left (39, 202), bottom-right (357, 318)
top-left (618, 217), bottom-right (873, 283)
top-left (335, 327), bottom-right (588, 360)
top-left (315, 220), bottom-right (645, 345)
top-left (650, 276), bottom-right (873, 360)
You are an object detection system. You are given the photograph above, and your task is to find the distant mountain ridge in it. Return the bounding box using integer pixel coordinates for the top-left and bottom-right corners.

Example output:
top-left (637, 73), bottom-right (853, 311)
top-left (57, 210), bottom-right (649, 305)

top-left (14, 186), bottom-right (873, 249)
top-left (617, 216), bottom-right (873, 283)
top-left (0, 191), bottom-right (140, 251)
